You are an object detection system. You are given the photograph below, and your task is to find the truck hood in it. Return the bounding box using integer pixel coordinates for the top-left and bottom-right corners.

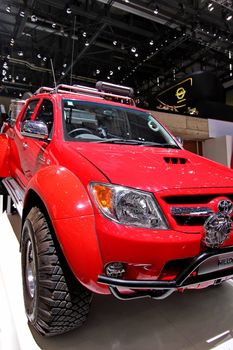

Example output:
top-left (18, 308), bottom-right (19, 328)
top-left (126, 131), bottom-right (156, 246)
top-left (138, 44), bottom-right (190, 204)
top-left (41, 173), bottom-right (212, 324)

top-left (71, 143), bottom-right (233, 192)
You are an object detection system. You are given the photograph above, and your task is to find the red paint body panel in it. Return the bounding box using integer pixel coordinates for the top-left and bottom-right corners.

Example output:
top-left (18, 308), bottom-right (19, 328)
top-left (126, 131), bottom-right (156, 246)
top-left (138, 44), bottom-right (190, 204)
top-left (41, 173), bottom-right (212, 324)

top-left (0, 134), bottom-right (10, 177)
top-left (2, 90), bottom-right (233, 294)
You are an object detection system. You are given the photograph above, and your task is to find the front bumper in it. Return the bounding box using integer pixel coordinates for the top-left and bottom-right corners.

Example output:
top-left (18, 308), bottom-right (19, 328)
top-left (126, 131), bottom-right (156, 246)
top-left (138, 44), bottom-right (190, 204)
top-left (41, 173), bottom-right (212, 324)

top-left (98, 246), bottom-right (233, 300)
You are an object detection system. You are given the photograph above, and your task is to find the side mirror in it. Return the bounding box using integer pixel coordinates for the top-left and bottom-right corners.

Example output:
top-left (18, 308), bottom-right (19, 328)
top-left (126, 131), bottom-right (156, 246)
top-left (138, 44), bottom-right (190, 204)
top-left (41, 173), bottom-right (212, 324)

top-left (176, 136), bottom-right (183, 145)
top-left (21, 120), bottom-right (49, 140)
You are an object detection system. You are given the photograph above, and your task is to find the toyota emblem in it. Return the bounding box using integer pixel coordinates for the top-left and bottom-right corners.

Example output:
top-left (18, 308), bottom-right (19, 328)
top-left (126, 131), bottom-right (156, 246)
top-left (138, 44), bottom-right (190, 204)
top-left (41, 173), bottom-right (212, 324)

top-left (218, 200), bottom-right (233, 215)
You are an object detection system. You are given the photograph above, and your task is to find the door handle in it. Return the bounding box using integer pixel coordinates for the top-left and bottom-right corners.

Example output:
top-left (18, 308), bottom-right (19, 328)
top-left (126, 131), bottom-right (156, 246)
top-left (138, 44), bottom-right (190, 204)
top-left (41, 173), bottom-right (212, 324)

top-left (23, 142), bottom-right (28, 149)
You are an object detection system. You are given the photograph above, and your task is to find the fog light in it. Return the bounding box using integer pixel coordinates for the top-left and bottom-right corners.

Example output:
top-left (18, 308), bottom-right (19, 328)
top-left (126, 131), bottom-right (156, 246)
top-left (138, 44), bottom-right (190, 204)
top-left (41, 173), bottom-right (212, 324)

top-left (105, 262), bottom-right (125, 278)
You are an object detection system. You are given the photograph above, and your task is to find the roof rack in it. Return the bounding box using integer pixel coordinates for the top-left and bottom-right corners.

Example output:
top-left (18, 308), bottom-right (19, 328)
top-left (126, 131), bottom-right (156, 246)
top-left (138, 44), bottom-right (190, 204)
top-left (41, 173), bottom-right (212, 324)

top-left (35, 86), bottom-right (53, 94)
top-left (34, 82), bottom-right (135, 105)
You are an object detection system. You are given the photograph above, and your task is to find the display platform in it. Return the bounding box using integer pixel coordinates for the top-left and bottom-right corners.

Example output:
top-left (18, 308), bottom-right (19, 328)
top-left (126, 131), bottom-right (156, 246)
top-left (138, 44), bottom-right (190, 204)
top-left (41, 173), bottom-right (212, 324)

top-left (1, 210), bottom-right (233, 350)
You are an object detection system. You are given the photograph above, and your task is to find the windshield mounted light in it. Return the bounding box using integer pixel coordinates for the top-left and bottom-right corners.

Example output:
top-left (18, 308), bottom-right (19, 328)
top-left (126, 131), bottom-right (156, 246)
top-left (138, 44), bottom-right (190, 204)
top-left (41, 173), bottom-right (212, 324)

top-left (89, 183), bottom-right (168, 229)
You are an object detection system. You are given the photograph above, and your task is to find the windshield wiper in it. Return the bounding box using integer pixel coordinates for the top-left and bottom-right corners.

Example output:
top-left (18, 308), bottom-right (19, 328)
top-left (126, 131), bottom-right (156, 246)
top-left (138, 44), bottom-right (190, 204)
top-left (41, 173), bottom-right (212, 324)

top-left (96, 138), bottom-right (144, 145)
top-left (96, 139), bottom-right (180, 148)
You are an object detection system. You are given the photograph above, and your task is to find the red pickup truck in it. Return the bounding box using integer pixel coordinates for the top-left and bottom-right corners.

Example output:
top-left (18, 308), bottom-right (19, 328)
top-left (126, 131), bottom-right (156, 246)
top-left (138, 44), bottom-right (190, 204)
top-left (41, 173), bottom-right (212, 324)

top-left (1, 82), bottom-right (233, 336)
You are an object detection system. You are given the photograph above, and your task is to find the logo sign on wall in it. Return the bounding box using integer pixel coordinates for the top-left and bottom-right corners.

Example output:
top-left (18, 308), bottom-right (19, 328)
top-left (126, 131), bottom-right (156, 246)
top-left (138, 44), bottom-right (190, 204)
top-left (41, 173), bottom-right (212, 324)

top-left (156, 78), bottom-right (193, 111)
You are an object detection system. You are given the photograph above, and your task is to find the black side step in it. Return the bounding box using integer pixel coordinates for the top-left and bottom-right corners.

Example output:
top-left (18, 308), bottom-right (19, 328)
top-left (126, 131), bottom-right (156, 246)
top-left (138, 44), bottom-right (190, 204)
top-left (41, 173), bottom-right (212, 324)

top-left (2, 177), bottom-right (24, 217)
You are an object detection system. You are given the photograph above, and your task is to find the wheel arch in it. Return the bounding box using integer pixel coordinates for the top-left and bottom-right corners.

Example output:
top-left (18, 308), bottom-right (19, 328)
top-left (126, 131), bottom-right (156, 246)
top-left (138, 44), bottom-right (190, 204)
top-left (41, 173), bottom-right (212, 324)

top-left (21, 167), bottom-right (107, 294)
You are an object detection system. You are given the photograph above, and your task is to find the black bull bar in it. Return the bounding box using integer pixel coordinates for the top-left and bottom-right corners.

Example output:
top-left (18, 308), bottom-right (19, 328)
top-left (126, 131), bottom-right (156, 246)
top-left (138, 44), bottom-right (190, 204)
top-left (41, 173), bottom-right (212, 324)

top-left (98, 246), bottom-right (233, 300)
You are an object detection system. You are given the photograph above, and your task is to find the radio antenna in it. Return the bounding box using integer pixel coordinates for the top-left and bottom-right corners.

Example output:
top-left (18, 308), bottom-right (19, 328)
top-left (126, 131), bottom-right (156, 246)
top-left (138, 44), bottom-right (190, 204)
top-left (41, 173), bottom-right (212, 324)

top-left (70, 16), bottom-right (76, 86)
top-left (50, 58), bottom-right (56, 88)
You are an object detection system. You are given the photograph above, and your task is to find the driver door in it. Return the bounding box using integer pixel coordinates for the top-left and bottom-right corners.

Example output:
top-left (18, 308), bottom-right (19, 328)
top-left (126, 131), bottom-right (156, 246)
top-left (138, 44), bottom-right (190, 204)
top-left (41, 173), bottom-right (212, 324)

top-left (20, 98), bottom-right (54, 181)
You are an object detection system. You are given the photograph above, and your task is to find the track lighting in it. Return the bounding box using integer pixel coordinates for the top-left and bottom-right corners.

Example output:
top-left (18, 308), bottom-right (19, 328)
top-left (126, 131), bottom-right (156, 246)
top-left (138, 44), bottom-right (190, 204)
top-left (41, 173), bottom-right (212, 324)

top-left (154, 5), bottom-right (159, 15)
top-left (6, 5), bottom-right (11, 13)
top-left (31, 14), bottom-right (38, 22)
top-left (208, 3), bottom-right (214, 11)
top-left (66, 5), bottom-right (72, 14)
top-left (226, 13), bottom-right (232, 21)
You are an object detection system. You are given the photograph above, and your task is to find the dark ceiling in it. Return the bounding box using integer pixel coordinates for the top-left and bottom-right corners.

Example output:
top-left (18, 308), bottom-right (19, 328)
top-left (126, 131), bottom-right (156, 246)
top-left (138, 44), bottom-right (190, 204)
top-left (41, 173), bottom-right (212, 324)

top-left (1, 0), bottom-right (233, 98)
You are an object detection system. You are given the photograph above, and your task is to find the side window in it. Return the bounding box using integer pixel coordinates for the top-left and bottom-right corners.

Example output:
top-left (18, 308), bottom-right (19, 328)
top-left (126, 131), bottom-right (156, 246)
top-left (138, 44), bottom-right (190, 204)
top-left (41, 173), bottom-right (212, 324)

top-left (21, 99), bottom-right (39, 123)
top-left (35, 99), bottom-right (54, 135)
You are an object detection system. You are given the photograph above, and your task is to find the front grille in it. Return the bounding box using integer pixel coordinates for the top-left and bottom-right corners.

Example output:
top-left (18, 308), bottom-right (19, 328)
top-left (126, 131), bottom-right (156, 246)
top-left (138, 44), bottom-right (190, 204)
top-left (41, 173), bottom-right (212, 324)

top-left (175, 216), bottom-right (207, 226)
top-left (159, 191), bottom-right (233, 230)
top-left (163, 194), bottom-right (233, 205)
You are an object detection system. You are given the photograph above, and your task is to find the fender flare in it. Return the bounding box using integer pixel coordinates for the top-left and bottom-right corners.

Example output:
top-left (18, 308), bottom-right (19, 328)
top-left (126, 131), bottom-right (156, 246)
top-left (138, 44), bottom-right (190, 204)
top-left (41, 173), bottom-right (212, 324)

top-left (0, 134), bottom-right (10, 177)
top-left (23, 166), bottom-right (107, 294)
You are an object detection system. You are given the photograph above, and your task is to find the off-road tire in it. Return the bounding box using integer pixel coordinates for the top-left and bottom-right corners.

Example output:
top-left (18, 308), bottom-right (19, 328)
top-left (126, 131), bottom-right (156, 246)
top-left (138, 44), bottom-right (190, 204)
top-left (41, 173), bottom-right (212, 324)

top-left (21, 207), bottom-right (92, 336)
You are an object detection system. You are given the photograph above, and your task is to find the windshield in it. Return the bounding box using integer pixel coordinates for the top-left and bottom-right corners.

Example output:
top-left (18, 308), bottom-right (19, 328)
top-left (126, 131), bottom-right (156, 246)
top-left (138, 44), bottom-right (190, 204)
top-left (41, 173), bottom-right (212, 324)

top-left (62, 99), bottom-right (179, 148)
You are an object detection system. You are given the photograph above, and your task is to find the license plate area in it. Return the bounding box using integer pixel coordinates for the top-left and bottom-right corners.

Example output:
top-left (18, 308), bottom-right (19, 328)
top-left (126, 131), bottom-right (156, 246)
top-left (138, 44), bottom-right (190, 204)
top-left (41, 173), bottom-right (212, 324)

top-left (198, 252), bottom-right (233, 275)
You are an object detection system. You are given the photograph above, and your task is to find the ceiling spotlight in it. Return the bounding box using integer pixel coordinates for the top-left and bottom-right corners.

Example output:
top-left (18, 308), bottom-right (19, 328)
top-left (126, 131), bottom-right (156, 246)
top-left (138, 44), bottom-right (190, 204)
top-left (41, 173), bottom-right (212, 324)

top-left (96, 69), bottom-right (100, 74)
top-left (52, 23), bottom-right (56, 28)
top-left (150, 40), bottom-right (154, 45)
top-left (118, 66), bottom-right (121, 70)
top-left (154, 5), bottom-right (159, 15)
top-left (124, 0), bottom-right (130, 3)
top-left (107, 76), bottom-right (110, 79)
top-left (43, 57), bottom-right (47, 61)
top-left (20, 11), bottom-right (25, 17)
top-left (110, 71), bottom-right (113, 75)
top-left (66, 5), bottom-right (72, 14)
top-left (10, 38), bottom-right (14, 44)
top-left (62, 72), bottom-right (65, 76)
top-left (113, 40), bottom-right (117, 46)
top-left (131, 47), bottom-right (137, 53)
top-left (2, 70), bottom-right (6, 76)
top-left (6, 5), bottom-right (11, 13)
top-left (23, 77), bottom-right (26, 81)
top-left (9, 74), bottom-right (12, 79)
top-left (19, 93), bottom-right (22, 97)
top-left (63, 63), bottom-right (67, 68)
top-left (3, 62), bottom-right (8, 69)
top-left (37, 53), bottom-right (41, 59)
top-left (85, 41), bottom-right (90, 46)
top-left (18, 51), bottom-right (23, 56)
top-left (82, 32), bottom-right (87, 37)
top-left (16, 76), bottom-right (19, 80)
top-left (226, 13), bottom-right (232, 21)
top-left (7, 55), bottom-right (10, 59)
top-left (135, 53), bottom-right (139, 57)
top-left (31, 14), bottom-right (38, 22)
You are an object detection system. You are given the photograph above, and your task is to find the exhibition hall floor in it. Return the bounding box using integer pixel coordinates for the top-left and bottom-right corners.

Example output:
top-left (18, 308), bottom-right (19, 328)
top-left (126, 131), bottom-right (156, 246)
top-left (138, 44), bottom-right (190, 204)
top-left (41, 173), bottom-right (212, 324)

top-left (1, 212), bottom-right (233, 350)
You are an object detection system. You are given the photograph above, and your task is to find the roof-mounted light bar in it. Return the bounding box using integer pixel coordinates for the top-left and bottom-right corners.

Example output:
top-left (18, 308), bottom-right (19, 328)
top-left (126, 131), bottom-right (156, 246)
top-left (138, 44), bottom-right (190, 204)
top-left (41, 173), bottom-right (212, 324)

top-left (96, 81), bottom-right (134, 98)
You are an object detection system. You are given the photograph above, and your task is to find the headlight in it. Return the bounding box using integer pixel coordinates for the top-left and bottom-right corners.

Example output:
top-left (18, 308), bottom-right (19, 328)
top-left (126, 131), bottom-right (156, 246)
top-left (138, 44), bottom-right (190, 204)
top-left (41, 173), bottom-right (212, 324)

top-left (89, 183), bottom-right (168, 229)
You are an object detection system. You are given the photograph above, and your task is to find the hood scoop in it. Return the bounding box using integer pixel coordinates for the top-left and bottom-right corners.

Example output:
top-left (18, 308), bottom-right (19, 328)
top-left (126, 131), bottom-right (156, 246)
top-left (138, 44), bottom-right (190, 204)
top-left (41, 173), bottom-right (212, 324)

top-left (164, 157), bottom-right (188, 165)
